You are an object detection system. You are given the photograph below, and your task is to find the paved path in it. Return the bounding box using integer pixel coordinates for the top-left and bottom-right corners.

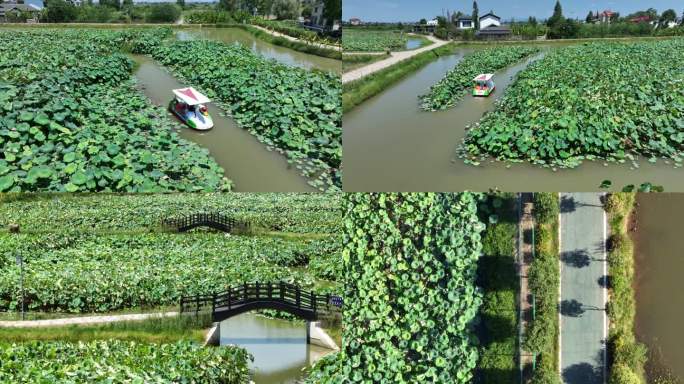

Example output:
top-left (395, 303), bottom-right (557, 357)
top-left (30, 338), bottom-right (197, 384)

top-left (0, 312), bottom-right (178, 328)
top-left (559, 193), bottom-right (607, 384)
top-left (251, 25), bottom-right (341, 52)
top-left (341, 35), bottom-right (450, 84)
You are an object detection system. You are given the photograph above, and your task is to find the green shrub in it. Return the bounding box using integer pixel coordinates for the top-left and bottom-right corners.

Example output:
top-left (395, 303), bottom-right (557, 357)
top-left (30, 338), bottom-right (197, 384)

top-left (534, 193), bottom-right (559, 225)
top-left (145, 3), bottom-right (180, 23)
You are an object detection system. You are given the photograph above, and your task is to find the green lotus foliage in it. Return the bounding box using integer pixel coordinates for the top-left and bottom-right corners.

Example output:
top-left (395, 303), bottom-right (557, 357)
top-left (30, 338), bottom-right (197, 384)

top-left (0, 340), bottom-right (251, 383)
top-left (420, 46), bottom-right (540, 111)
top-left (342, 30), bottom-right (408, 52)
top-left (311, 193), bottom-right (485, 383)
top-left (0, 193), bottom-right (341, 313)
top-left (463, 39), bottom-right (684, 168)
top-left (0, 233), bottom-right (339, 313)
top-left (0, 192), bottom-right (342, 234)
top-left (149, 40), bottom-right (342, 191)
top-left (0, 29), bottom-right (232, 192)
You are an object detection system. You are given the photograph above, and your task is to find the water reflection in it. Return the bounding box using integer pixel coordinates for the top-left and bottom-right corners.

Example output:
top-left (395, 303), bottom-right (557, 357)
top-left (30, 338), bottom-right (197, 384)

top-left (220, 313), bottom-right (330, 384)
top-left (175, 28), bottom-right (341, 73)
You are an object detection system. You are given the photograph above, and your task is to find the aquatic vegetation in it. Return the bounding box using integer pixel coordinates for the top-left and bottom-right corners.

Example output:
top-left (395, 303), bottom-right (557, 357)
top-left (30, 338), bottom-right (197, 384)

top-left (342, 29), bottom-right (409, 52)
top-left (0, 29), bottom-right (231, 192)
top-left (313, 193), bottom-right (484, 383)
top-left (0, 193), bottom-right (341, 234)
top-left (0, 340), bottom-right (251, 383)
top-left (149, 40), bottom-right (342, 191)
top-left (462, 39), bottom-right (684, 168)
top-left (0, 193), bottom-right (341, 313)
top-left (420, 46), bottom-right (540, 111)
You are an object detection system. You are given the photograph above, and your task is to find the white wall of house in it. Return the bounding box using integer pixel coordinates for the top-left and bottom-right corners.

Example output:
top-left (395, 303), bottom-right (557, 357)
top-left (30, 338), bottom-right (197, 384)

top-left (458, 19), bottom-right (473, 29)
top-left (479, 15), bottom-right (501, 29)
top-left (426, 18), bottom-right (438, 26)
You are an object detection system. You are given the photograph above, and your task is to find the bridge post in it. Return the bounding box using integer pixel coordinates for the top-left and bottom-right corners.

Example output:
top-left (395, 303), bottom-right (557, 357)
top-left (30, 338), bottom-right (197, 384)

top-left (268, 282), bottom-right (273, 299)
top-left (296, 287), bottom-right (301, 308)
top-left (227, 289), bottom-right (231, 310)
top-left (256, 282), bottom-right (260, 299)
top-left (311, 290), bottom-right (316, 316)
top-left (212, 292), bottom-right (216, 314)
top-left (306, 320), bottom-right (311, 345)
top-left (279, 281), bottom-right (285, 300)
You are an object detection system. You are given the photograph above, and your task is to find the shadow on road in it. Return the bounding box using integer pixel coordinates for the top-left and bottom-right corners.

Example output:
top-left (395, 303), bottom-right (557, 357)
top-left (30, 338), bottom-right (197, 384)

top-left (561, 249), bottom-right (591, 268)
top-left (562, 362), bottom-right (602, 384)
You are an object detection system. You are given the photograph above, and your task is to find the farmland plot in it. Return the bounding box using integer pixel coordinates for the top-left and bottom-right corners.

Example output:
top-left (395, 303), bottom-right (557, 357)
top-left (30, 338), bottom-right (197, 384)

top-left (462, 39), bottom-right (684, 168)
top-left (0, 29), bottom-right (230, 193)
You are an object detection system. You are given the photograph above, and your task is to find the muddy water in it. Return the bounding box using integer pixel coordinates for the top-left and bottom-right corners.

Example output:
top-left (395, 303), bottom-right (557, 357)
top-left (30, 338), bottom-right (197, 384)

top-left (131, 55), bottom-right (313, 192)
top-left (175, 28), bottom-right (341, 73)
top-left (343, 44), bottom-right (684, 192)
top-left (634, 194), bottom-right (684, 381)
top-left (220, 313), bottom-right (331, 384)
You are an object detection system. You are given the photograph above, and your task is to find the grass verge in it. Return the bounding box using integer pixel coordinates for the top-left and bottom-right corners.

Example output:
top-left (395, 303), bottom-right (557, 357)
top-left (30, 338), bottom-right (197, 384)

top-left (604, 193), bottom-right (647, 384)
top-left (219, 23), bottom-right (341, 60)
top-left (525, 193), bottom-right (560, 383)
top-left (0, 313), bottom-right (211, 344)
top-left (342, 43), bottom-right (457, 112)
top-left (476, 193), bottom-right (519, 383)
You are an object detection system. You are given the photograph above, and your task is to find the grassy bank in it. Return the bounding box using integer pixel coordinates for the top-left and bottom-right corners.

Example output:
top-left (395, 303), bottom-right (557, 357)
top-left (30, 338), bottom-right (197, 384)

top-left (604, 193), bottom-right (647, 384)
top-left (342, 43), bottom-right (458, 112)
top-left (228, 24), bottom-right (341, 60)
top-left (0, 313), bottom-right (211, 344)
top-left (342, 53), bottom-right (390, 73)
top-left (525, 193), bottom-right (560, 383)
top-left (476, 193), bottom-right (519, 383)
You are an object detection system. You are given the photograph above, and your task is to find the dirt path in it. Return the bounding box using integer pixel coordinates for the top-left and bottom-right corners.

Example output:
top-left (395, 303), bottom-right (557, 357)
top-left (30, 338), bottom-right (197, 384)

top-left (0, 312), bottom-right (178, 328)
top-left (251, 25), bottom-right (341, 52)
top-left (341, 35), bottom-right (450, 84)
top-left (519, 193), bottom-right (535, 378)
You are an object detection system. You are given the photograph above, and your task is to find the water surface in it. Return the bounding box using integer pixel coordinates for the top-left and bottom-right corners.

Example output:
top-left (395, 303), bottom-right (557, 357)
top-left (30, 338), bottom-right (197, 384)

top-left (634, 194), bottom-right (684, 381)
top-left (343, 43), bottom-right (684, 192)
top-left (220, 313), bottom-right (331, 384)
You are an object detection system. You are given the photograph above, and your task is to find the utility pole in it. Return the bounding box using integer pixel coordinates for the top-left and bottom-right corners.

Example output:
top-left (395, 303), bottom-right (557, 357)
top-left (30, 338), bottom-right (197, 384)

top-left (10, 223), bottom-right (24, 321)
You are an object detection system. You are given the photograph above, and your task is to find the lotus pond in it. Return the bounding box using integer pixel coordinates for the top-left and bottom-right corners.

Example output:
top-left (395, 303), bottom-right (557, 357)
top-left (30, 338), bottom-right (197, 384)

top-left (0, 340), bottom-right (251, 383)
top-left (462, 39), bottom-right (684, 169)
top-left (0, 28), bottom-right (230, 193)
top-left (0, 27), bottom-right (342, 192)
top-left (0, 193), bottom-right (342, 313)
top-left (342, 29), bottom-right (411, 52)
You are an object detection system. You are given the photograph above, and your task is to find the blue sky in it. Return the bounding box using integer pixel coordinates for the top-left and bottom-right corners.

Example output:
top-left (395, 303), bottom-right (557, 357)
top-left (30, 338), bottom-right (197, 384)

top-left (344, 0), bottom-right (684, 22)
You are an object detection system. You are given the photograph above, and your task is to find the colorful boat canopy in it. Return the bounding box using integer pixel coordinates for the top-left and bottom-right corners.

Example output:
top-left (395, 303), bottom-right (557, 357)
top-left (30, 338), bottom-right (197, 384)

top-left (172, 87), bottom-right (211, 105)
top-left (473, 74), bottom-right (494, 82)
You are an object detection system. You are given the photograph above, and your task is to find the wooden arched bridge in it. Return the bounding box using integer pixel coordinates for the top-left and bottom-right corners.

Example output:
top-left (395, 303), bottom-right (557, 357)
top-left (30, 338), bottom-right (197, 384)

top-left (162, 212), bottom-right (240, 233)
top-left (180, 282), bottom-right (342, 322)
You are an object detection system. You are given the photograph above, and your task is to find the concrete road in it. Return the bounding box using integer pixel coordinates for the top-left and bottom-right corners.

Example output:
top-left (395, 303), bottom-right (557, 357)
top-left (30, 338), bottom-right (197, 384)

top-left (559, 193), bottom-right (607, 384)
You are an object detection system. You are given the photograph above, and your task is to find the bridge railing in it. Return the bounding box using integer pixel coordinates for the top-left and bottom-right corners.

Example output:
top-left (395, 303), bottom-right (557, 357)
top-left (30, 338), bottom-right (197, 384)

top-left (179, 282), bottom-right (342, 318)
top-left (161, 212), bottom-right (239, 233)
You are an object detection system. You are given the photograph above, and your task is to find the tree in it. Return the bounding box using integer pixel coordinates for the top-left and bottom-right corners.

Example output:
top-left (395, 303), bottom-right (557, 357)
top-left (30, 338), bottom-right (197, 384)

top-left (585, 11), bottom-right (593, 23)
top-left (548, 0), bottom-right (562, 26)
top-left (217, 0), bottom-right (239, 12)
top-left (176, 0), bottom-right (184, 9)
top-left (436, 15), bottom-right (447, 27)
top-left (45, 0), bottom-right (77, 22)
top-left (419, 18), bottom-right (427, 24)
top-left (322, 0), bottom-right (340, 26)
top-left (100, 0), bottom-right (120, 10)
top-left (146, 3), bottom-right (180, 22)
top-left (121, 0), bottom-right (131, 10)
top-left (528, 16), bottom-right (537, 26)
top-left (272, 0), bottom-right (299, 20)
top-left (659, 9), bottom-right (677, 27)
top-left (472, 1), bottom-right (478, 30)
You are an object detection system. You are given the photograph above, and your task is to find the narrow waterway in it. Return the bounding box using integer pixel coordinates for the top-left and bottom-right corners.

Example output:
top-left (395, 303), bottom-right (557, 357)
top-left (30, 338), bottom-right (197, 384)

top-left (634, 194), bottom-right (684, 381)
top-left (131, 55), bottom-right (313, 192)
top-left (220, 313), bottom-right (331, 384)
top-left (175, 28), bottom-right (341, 73)
top-left (343, 43), bottom-right (684, 192)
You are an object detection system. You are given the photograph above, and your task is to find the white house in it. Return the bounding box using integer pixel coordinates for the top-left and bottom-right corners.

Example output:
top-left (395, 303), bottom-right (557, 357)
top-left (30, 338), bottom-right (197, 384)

top-left (479, 12), bottom-right (501, 29)
top-left (457, 17), bottom-right (473, 29)
top-left (426, 18), bottom-right (439, 26)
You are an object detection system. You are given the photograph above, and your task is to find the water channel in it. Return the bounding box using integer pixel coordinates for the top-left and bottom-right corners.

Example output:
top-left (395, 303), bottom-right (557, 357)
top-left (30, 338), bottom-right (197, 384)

top-left (633, 194), bottom-right (684, 381)
top-left (220, 313), bottom-right (332, 384)
top-left (343, 43), bottom-right (684, 192)
top-left (131, 27), bottom-right (341, 192)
